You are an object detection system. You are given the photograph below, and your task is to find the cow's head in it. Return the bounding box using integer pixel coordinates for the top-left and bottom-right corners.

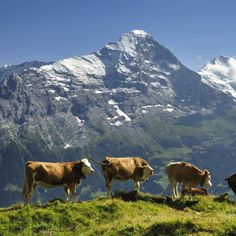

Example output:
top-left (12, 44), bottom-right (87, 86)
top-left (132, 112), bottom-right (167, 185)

top-left (81, 158), bottom-right (94, 176)
top-left (140, 165), bottom-right (154, 181)
top-left (202, 170), bottom-right (212, 187)
top-left (74, 159), bottom-right (94, 179)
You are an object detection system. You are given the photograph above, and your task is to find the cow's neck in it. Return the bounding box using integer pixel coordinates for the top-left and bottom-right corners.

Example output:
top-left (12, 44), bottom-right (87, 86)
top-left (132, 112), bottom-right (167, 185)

top-left (200, 174), bottom-right (205, 187)
top-left (81, 172), bottom-right (86, 180)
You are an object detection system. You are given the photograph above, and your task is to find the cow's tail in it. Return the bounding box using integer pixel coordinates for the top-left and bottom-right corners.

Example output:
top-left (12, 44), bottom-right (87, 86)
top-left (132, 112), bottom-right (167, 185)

top-left (22, 174), bottom-right (28, 197)
top-left (165, 163), bottom-right (175, 183)
top-left (22, 162), bottom-right (31, 197)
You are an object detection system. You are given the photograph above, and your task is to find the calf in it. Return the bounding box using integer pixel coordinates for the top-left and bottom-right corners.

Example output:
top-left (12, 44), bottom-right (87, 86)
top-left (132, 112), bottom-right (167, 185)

top-left (182, 187), bottom-right (208, 196)
top-left (166, 161), bottom-right (212, 198)
top-left (101, 157), bottom-right (153, 198)
top-left (23, 158), bottom-right (94, 205)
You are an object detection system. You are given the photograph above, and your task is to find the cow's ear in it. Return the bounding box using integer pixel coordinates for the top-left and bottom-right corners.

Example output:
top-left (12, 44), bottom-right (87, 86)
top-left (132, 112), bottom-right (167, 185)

top-left (204, 170), bottom-right (210, 176)
top-left (74, 162), bottom-right (83, 169)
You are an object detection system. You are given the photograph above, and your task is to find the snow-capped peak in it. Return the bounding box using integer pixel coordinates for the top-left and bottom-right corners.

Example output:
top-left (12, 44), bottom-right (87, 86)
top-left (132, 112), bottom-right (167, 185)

top-left (200, 56), bottom-right (236, 80)
top-left (130, 29), bottom-right (149, 37)
top-left (200, 56), bottom-right (236, 97)
top-left (104, 29), bottom-right (151, 55)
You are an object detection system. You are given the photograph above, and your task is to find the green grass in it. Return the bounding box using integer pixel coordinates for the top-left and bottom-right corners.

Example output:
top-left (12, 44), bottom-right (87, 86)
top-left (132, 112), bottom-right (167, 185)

top-left (1, 193), bottom-right (236, 235)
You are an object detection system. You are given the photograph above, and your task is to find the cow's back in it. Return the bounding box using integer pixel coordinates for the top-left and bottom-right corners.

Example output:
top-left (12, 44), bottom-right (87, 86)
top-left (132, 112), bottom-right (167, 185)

top-left (25, 161), bottom-right (73, 185)
top-left (167, 162), bottom-right (202, 182)
top-left (101, 157), bottom-right (146, 180)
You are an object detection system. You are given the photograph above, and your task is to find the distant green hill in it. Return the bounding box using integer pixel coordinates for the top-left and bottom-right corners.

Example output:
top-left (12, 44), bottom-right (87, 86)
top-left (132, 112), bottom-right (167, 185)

top-left (1, 193), bottom-right (236, 235)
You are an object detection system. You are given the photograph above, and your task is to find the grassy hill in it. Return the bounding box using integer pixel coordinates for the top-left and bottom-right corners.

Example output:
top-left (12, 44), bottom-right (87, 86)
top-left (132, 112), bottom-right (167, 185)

top-left (1, 192), bottom-right (236, 236)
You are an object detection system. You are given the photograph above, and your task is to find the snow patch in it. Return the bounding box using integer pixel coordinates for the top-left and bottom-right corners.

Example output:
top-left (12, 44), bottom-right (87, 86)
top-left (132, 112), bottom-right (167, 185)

top-left (76, 117), bottom-right (84, 126)
top-left (55, 96), bottom-right (67, 101)
top-left (113, 105), bottom-right (131, 122)
top-left (150, 82), bottom-right (159, 87)
top-left (131, 30), bottom-right (148, 37)
top-left (164, 107), bottom-right (174, 112)
top-left (111, 121), bottom-right (124, 126)
top-left (168, 63), bottom-right (180, 70)
top-left (94, 89), bottom-right (109, 94)
top-left (64, 143), bottom-right (71, 149)
top-left (108, 99), bottom-right (118, 105)
top-left (108, 100), bottom-right (131, 126)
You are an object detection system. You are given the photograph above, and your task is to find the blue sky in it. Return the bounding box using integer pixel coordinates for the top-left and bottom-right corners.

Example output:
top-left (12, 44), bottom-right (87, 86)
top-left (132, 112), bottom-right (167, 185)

top-left (1, 0), bottom-right (236, 71)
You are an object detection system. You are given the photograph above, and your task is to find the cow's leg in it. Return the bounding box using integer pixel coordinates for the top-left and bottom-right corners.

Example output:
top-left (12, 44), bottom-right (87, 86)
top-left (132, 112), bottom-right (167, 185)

top-left (106, 178), bottom-right (113, 198)
top-left (181, 182), bottom-right (191, 198)
top-left (24, 174), bottom-right (34, 206)
top-left (187, 185), bottom-right (192, 199)
top-left (175, 182), bottom-right (179, 198)
top-left (171, 180), bottom-right (178, 198)
top-left (69, 184), bottom-right (77, 203)
top-left (134, 181), bottom-right (140, 192)
top-left (23, 176), bottom-right (29, 205)
top-left (64, 186), bottom-right (70, 202)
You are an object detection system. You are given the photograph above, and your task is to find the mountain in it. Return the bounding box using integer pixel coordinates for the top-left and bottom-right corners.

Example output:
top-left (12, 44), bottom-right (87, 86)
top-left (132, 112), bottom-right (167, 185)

top-left (0, 30), bottom-right (235, 206)
top-left (0, 30), bottom-right (232, 145)
top-left (200, 56), bottom-right (236, 98)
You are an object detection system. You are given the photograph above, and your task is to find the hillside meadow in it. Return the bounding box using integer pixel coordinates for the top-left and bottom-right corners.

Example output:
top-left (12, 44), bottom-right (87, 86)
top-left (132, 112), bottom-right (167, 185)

top-left (0, 192), bottom-right (236, 236)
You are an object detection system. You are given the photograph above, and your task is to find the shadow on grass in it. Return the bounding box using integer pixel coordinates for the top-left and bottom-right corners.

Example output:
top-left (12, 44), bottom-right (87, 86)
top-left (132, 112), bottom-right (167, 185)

top-left (166, 198), bottom-right (199, 211)
top-left (113, 191), bottom-right (167, 203)
top-left (113, 191), bottom-right (199, 210)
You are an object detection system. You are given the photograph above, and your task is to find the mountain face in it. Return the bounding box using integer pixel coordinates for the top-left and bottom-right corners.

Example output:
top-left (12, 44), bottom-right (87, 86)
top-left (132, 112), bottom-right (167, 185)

top-left (0, 30), bottom-right (235, 206)
top-left (200, 56), bottom-right (236, 98)
top-left (0, 30), bottom-right (232, 147)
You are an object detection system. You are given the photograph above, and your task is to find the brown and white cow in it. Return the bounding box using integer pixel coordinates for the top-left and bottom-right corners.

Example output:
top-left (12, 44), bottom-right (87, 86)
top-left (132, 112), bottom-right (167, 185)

top-left (225, 173), bottom-right (236, 195)
top-left (101, 157), bottom-right (153, 198)
top-left (182, 187), bottom-right (208, 196)
top-left (166, 161), bottom-right (212, 198)
top-left (23, 158), bottom-right (94, 205)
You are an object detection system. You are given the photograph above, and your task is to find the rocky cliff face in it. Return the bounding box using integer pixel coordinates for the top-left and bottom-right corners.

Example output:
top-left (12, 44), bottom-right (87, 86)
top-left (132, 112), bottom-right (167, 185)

top-left (0, 30), bottom-right (234, 206)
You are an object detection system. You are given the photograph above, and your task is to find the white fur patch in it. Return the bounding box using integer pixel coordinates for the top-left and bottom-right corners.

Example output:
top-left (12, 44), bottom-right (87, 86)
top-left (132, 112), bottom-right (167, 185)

top-left (81, 158), bottom-right (94, 175)
top-left (205, 175), bottom-right (212, 187)
top-left (81, 158), bottom-right (91, 168)
top-left (142, 166), bottom-right (153, 180)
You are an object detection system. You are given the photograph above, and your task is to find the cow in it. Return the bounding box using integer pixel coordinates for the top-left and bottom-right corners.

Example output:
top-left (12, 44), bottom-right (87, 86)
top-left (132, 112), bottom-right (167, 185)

top-left (166, 161), bottom-right (212, 198)
top-left (100, 157), bottom-right (153, 198)
top-left (225, 173), bottom-right (236, 195)
top-left (182, 187), bottom-right (208, 196)
top-left (23, 158), bottom-right (94, 205)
